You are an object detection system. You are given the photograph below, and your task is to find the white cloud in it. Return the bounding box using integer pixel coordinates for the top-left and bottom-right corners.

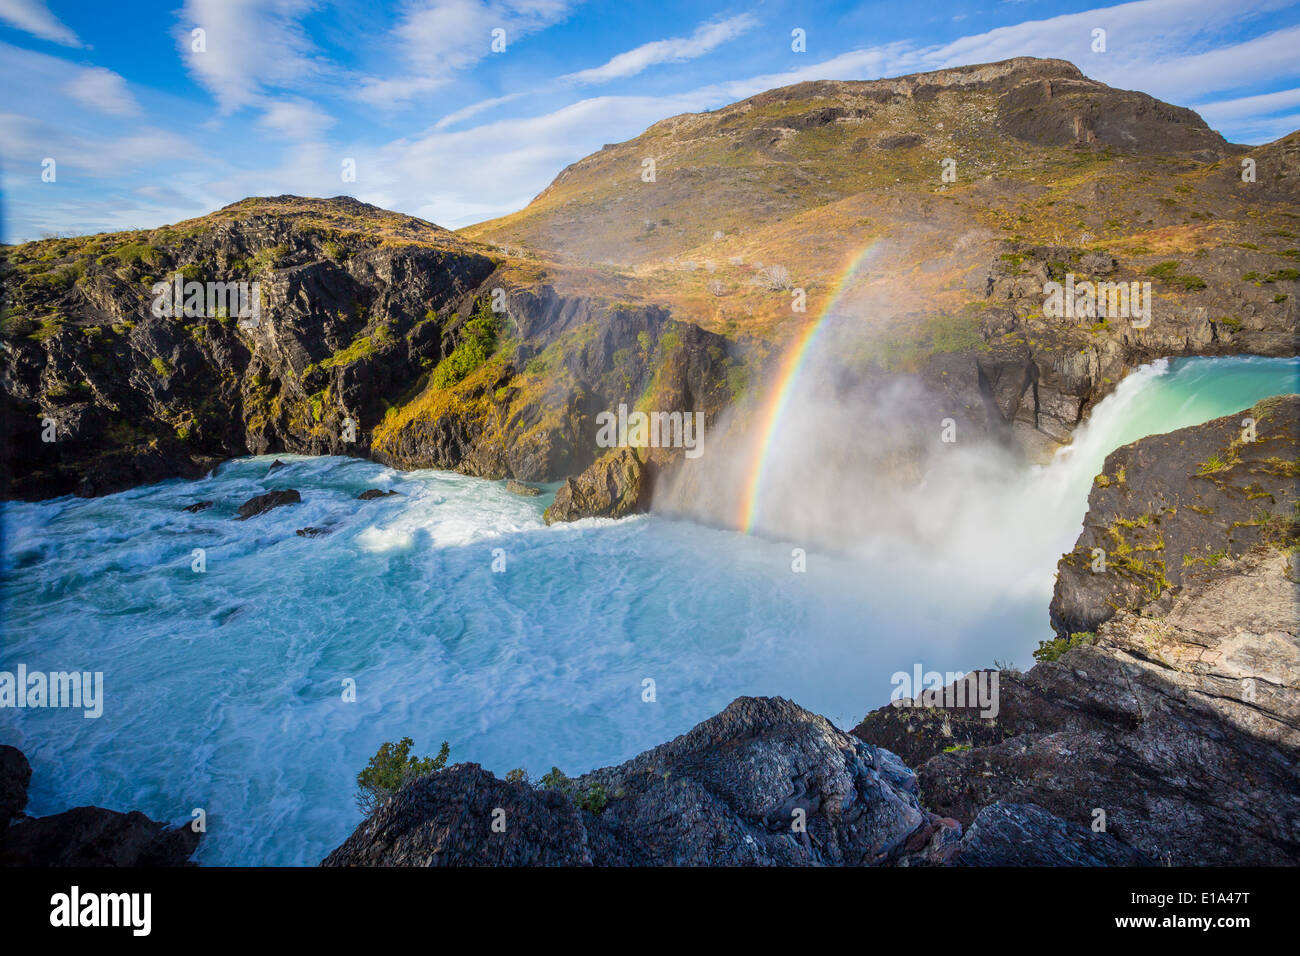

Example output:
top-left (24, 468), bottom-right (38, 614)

top-left (354, 0), bottom-right (575, 108)
top-left (0, 0), bottom-right (79, 46)
top-left (258, 99), bottom-right (336, 141)
top-left (1194, 86), bottom-right (1300, 126)
top-left (178, 0), bottom-right (325, 112)
top-left (562, 13), bottom-right (759, 85)
top-left (63, 66), bottom-right (141, 117)
top-left (433, 92), bottom-right (525, 129)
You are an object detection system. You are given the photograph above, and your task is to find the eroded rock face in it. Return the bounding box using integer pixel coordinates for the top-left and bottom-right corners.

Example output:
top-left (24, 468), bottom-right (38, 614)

top-left (324, 697), bottom-right (958, 867)
top-left (1051, 394), bottom-right (1299, 639)
top-left (544, 448), bottom-right (647, 523)
top-left (953, 803), bottom-right (1153, 866)
top-left (0, 745), bottom-right (199, 867)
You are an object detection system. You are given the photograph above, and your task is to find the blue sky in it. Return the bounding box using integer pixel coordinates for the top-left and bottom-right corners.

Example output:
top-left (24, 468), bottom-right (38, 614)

top-left (3, 0), bottom-right (1300, 242)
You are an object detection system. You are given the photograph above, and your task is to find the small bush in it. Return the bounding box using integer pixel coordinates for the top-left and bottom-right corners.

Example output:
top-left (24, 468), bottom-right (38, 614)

top-left (355, 737), bottom-right (449, 815)
top-left (579, 783), bottom-right (609, 814)
top-left (1033, 631), bottom-right (1095, 663)
top-left (430, 299), bottom-right (499, 389)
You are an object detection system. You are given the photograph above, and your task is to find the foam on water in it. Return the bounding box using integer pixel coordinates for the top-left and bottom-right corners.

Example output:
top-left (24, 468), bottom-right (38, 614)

top-left (1, 355), bottom-right (1296, 865)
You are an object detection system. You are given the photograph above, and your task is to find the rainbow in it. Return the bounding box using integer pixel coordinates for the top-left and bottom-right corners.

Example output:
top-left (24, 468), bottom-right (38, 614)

top-left (738, 241), bottom-right (881, 533)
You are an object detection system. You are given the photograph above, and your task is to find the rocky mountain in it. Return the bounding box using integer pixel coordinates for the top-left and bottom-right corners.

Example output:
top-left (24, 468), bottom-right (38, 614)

top-left (3, 57), bottom-right (1296, 509)
top-left (323, 398), bottom-right (1299, 866)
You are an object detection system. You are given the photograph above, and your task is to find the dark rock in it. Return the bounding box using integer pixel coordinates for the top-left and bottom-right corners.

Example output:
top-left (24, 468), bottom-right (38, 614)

top-left (295, 526), bottom-right (331, 538)
top-left (234, 489), bottom-right (301, 519)
top-left (0, 745), bottom-right (31, 829)
top-left (0, 807), bottom-right (200, 867)
top-left (877, 133), bottom-right (922, 150)
top-left (182, 500), bottom-right (213, 513)
top-left (356, 488), bottom-right (400, 500)
top-left (266, 459), bottom-right (287, 474)
top-left (505, 479), bottom-right (540, 497)
top-left (323, 696), bottom-right (954, 867)
top-left (322, 765), bottom-right (592, 866)
top-left (953, 802), bottom-right (1154, 866)
top-left (0, 746), bottom-right (199, 866)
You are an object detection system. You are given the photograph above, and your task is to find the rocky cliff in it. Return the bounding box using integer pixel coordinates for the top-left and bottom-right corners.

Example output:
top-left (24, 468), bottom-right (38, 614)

top-left (4, 59), bottom-right (1297, 513)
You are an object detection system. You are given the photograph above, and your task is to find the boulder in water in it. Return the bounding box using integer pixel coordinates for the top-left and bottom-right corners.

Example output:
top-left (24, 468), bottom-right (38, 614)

top-left (235, 489), bottom-right (301, 519)
top-left (357, 488), bottom-right (401, 500)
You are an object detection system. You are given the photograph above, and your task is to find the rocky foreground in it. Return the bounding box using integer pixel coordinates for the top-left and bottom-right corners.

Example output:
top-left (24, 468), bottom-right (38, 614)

top-left (324, 399), bottom-right (1299, 866)
top-left (0, 745), bottom-right (199, 866)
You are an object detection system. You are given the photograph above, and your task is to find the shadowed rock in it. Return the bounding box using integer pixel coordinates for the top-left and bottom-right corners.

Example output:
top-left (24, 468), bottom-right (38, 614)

top-left (323, 697), bottom-right (960, 867)
top-left (0, 746), bottom-right (30, 830)
top-left (953, 803), bottom-right (1153, 866)
top-left (182, 500), bottom-right (213, 513)
top-left (0, 745), bottom-right (199, 866)
top-left (235, 489), bottom-right (301, 519)
top-left (357, 488), bottom-right (400, 500)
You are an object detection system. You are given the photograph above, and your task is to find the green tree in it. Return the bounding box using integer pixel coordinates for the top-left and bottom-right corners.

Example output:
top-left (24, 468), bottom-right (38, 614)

top-left (355, 737), bottom-right (449, 815)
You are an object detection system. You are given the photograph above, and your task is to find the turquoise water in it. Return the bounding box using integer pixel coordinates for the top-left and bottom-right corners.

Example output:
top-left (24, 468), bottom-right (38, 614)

top-left (1, 355), bottom-right (1295, 865)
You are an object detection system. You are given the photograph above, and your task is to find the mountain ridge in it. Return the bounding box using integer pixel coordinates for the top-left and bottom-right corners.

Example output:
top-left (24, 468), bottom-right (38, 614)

top-left (3, 56), bottom-right (1297, 507)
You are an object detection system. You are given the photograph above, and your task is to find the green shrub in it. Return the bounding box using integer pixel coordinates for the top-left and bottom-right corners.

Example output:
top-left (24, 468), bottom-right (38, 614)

top-left (579, 783), bottom-right (609, 814)
top-left (1033, 631), bottom-right (1096, 663)
top-left (355, 737), bottom-right (449, 815)
top-left (539, 766), bottom-right (572, 794)
top-left (150, 356), bottom-right (172, 376)
top-left (430, 299), bottom-right (500, 389)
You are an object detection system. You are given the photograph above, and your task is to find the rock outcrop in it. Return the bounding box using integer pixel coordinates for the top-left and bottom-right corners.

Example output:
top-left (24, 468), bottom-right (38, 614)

top-left (1051, 394), bottom-right (1299, 639)
top-left (323, 695), bottom-right (1158, 866)
top-left (0, 746), bottom-right (200, 866)
top-left (543, 448), bottom-right (648, 523)
top-left (325, 696), bottom-right (964, 866)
